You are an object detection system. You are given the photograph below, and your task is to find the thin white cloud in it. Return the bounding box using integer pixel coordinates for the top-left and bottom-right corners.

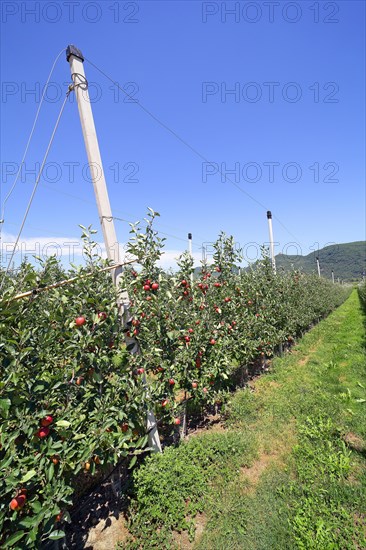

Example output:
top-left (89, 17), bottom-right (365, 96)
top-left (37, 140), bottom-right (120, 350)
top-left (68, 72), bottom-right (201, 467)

top-left (0, 233), bottom-right (203, 271)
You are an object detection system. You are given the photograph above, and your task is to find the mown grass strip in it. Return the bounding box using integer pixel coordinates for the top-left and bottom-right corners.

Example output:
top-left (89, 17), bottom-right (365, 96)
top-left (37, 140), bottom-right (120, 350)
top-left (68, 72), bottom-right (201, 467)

top-left (198, 289), bottom-right (366, 550)
top-left (121, 290), bottom-right (366, 549)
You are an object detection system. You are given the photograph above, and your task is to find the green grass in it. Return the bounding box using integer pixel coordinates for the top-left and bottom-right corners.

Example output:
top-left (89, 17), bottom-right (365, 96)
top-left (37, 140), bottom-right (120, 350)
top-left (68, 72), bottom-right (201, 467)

top-left (121, 290), bottom-right (366, 549)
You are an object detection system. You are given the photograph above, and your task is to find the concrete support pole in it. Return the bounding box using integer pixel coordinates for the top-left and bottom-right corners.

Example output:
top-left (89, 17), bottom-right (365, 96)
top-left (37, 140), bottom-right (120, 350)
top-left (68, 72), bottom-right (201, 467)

top-left (188, 233), bottom-right (193, 283)
top-left (316, 256), bottom-right (321, 278)
top-left (66, 45), bottom-right (161, 453)
top-left (267, 211), bottom-right (276, 274)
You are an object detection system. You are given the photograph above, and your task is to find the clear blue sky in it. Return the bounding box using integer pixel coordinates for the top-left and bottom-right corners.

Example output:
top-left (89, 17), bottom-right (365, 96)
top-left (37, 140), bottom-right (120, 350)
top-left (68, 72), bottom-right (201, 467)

top-left (1, 0), bottom-right (365, 269)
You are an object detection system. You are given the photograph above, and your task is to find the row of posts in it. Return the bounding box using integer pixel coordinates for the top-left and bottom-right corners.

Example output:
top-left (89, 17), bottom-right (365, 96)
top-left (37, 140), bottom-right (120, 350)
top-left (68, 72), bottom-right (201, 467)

top-left (67, 44), bottom-right (340, 458)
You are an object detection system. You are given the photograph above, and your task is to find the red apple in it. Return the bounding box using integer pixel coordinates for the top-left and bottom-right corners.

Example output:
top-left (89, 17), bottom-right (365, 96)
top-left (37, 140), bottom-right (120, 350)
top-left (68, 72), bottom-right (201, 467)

top-left (137, 368), bottom-right (144, 375)
top-left (161, 399), bottom-right (169, 407)
top-left (169, 378), bottom-right (175, 386)
top-left (75, 316), bottom-right (85, 326)
top-left (209, 339), bottom-right (216, 345)
top-left (184, 336), bottom-right (190, 343)
top-left (10, 495), bottom-right (25, 511)
top-left (98, 312), bottom-right (107, 320)
top-left (151, 283), bottom-right (159, 290)
top-left (121, 423), bottom-right (129, 433)
top-left (37, 427), bottom-right (50, 438)
top-left (143, 284), bottom-right (150, 291)
top-left (192, 381), bottom-right (198, 389)
top-left (41, 415), bottom-right (53, 427)
top-left (174, 417), bottom-right (181, 425)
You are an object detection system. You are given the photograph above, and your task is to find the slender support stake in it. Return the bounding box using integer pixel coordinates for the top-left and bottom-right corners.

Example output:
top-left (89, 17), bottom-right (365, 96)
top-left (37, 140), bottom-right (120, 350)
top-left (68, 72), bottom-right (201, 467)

top-left (267, 211), bottom-right (276, 274)
top-left (188, 233), bottom-right (193, 283)
top-left (316, 256), bottom-right (321, 278)
top-left (66, 45), bottom-right (161, 453)
top-left (332, 270), bottom-right (334, 284)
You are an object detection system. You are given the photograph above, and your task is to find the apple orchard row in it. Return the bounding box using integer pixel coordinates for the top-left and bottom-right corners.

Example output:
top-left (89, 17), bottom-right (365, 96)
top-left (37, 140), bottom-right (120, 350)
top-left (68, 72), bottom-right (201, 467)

top-left (0, 220), bottom-right (350, 547)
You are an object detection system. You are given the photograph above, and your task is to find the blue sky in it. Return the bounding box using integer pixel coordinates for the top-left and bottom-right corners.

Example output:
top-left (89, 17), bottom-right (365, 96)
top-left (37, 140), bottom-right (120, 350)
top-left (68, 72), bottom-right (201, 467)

top-left (1, 0), bottom-right (365, 270)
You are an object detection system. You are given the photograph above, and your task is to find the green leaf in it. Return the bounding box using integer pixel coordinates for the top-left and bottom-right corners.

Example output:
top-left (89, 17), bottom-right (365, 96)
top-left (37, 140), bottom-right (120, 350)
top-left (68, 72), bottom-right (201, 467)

top-left (4, 531), bottom-right (26, 547)
top-left (0, 455), bottom-right (13, 470)
top-left (135, 435), bottom-right (148, 449)
top-left (73, 433), bottom-right (86, 440)
top-left (48, 530), bottom-right (66, 540)
top-left (55, 420), bottom-right (71, 428)
top-left (0, 398), bottom-right (11, 418)
top-left (31, 500), bottom-right (42, 513)
top-left (19, 516), bottom-right (37, 528)
top-left (21, 469), bottom-right (37, 483)
top-left (47, 462), bottom-right (55, 482)
top-left (128, 455), bottom-right (137, 469)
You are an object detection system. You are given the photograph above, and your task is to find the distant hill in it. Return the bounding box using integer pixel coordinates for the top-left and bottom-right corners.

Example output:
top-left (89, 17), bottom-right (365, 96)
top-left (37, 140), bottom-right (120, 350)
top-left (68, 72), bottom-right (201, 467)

top-left (193, 241), bottom-right (366, 282)
top-left (275, 241), bottom-right (366, 282)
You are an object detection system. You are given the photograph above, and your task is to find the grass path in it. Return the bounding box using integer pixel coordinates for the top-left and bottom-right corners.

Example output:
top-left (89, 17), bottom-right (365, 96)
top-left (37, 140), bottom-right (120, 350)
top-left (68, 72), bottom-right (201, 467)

top-left (197, 289), bottom-right (366, 550)
top-left (123, 290), bottom-right (366, 549)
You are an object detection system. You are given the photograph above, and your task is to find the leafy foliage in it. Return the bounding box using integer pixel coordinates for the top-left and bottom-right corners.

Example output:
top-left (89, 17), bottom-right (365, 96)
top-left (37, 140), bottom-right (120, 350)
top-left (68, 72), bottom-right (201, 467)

top-left (0, 214), bottom-right (351, 547)
top-left (358, 280), bottom-right (366, 311)
top-left (125, 430), bottom-right (256, 548)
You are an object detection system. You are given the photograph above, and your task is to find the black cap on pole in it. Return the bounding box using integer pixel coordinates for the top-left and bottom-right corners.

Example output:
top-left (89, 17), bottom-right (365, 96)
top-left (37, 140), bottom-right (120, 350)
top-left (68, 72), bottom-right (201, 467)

top-left (66, 45), bottom-right (84, 62)
top-left (188, 233), bottom-right (192, 240)
top-left (267, 211), bottom-right (272, 219)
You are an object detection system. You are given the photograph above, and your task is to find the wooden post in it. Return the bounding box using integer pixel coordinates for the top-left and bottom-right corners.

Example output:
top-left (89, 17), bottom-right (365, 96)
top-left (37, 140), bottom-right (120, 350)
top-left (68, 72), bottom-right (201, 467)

top-left (66, 45), bottom-right (162, 453)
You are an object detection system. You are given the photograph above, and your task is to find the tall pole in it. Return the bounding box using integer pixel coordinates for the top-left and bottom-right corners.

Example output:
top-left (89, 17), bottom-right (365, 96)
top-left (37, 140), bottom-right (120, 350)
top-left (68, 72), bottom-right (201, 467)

top-left (316, 256), bottom-right (321, 278)
top-left (67, 46), bottom-right (120, 273)
top-left (66, 45), bottom-right (161, 453)
top-left (332, 270), bottom-right (334, 284)
top-left (188, 233), bottom-right (193, 283)
top-left (267, 211), bottom-right (276, 274)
